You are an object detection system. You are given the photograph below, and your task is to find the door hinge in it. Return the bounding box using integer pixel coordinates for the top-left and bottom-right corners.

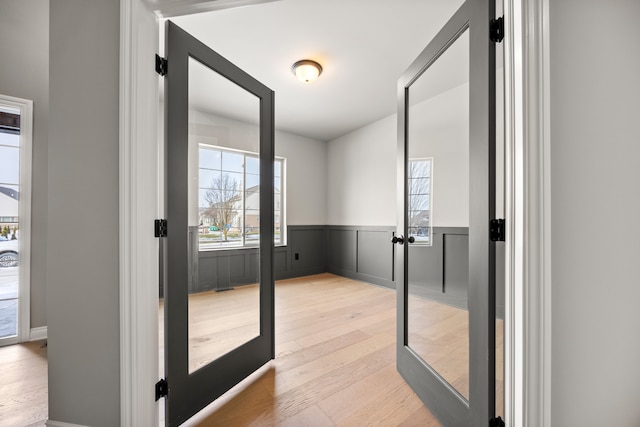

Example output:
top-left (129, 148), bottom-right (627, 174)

top-left (490, 219), bottom-right (505, 242)
top-left (155, 54), bottom-right (167, 76)
top-left (155, 219), bottom-right (168, 238)
top-left (155, 378), bottom-right (168, 400)
top-left (490, 16), bottom-right (504, 43)
top-left (490, 416), bottom-right (506, 427)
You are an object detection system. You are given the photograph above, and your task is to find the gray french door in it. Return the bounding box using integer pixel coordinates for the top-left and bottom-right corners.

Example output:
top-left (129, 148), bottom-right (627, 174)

top-left (163, 21), bottom-right (275, 426)
top-left (395, 0), bottom-right (497, 425)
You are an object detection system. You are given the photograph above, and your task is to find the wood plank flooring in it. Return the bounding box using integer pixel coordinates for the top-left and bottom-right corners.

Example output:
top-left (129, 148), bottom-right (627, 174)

top-left (0, 272), bottom-right (504, 426)
top-left (178, 274), bottom-right (442, 426)
top-left (0, 340), bottom-right (47, 427)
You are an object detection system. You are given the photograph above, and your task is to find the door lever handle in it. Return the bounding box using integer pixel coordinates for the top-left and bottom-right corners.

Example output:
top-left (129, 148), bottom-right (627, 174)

top-left (391, 235), bottom-right (405, 245)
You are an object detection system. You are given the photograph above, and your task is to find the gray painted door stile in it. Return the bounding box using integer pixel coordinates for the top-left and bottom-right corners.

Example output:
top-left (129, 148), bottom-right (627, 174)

top-left (163, 21), bottom-right (275, 426)
top-left (395, 0), bottom-right (497, 425)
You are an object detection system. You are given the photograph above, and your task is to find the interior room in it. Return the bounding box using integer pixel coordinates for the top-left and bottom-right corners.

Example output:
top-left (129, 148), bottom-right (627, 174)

top-left (1, 0), bottom-right (639, 426)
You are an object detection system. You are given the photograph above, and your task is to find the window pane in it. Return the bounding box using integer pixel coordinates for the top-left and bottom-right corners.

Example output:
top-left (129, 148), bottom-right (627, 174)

top-left (245, 228), bottom-right (259, 244)
top-left (204, 172), bottom-right (242, 191)
top-left (409, 178), bottom-right (430, 196)
top-left (409, 193), bottom-right (430, 212)
top-left (409, 159), bottom-right (431, 178)
top-left (245, 173), bottom-right (259, 189)
top-left (0, 132), bottom-right (19, 148)
top-left (199, 147), bottom-right (221, 168)
top-left (245, 209), bottom-right (259, 224)
top-left (408, 158), bottom-right (431, 246)
top-left (197, 145), bottom-right (285, 249)
top-left (246, 156), bottom-right (259, 175)
top-left (0, 146), bottom-right (19, 185)
top-left (221, 151), bottom-right (243, 172)
top-left (274, 193), bottom-right (281, 211)
top-left (199, 169), bottom-right (221, 190)
top-left (245, 189), bottom-right (259, 211)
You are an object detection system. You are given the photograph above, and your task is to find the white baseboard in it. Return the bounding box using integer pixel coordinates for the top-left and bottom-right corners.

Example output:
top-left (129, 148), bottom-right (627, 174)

top-left (30, 326), bottom-right (47, 341)
top-left (46, 421), bottom-right (89, 427)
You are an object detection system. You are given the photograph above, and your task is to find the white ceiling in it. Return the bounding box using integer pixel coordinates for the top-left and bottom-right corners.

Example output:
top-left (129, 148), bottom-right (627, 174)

top-left (171, 0), bottom-right (464, 142)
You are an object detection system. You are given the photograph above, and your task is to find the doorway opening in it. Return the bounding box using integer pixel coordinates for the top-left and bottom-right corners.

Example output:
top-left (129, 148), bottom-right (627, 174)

top-left (148, 2), bottom-right (508, 424)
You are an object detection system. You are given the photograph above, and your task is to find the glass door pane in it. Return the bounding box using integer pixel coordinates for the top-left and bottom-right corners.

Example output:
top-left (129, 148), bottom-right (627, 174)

top-left (188, 57), bottom-right (261, 373)
top-left (407, 29), bottom-right (470, 399)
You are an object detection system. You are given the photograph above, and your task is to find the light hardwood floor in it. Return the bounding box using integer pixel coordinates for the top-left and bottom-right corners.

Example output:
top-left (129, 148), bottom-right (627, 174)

top-left (0, 273), bottom-right (503, 426)
top-left (176, 274), bottom-right (443, 426)
top-left (0, 339), bottom-right (47, 427)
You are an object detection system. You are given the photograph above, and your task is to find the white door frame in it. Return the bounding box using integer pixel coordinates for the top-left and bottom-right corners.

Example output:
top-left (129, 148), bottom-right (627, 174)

top-left (503, 0), bottom-right (552, 425)
top-left (119, 0), bottom-right (553, 425)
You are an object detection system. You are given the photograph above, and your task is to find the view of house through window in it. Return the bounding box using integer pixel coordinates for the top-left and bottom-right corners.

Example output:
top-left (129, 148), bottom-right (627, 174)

top-left (198, 144), bottom-right (284, 249)
top-left (0, 105), bottom-right (20, 341)
top-left (408, 158), bottom-right (432, 245)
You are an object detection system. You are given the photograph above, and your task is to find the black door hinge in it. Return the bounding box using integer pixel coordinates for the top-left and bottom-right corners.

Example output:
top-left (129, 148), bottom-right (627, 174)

top-left (155, 219), bottom-right (168, 238)
top-left (155, 378), bottom-right (168, 400)
top-left (490, 219), bottom-right (505, 242)
top-left (490, 16), bottom-right (504, 43)
top-left (155, 54), bottom-right (167, 76)
top-left (490, 416), bottom-right (506, 427)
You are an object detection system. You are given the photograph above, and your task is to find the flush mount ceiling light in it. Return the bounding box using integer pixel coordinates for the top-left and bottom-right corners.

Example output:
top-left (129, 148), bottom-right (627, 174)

top-left (291, 59), bottom-right (323, 84)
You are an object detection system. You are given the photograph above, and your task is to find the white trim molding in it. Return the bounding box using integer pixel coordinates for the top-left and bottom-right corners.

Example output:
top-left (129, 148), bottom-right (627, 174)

top-left (119, 0), bottom-right (161, 426)
top-left (504, 0), bottom-right (552, 425)
top-left (30, 326), bottom-right (47, 341)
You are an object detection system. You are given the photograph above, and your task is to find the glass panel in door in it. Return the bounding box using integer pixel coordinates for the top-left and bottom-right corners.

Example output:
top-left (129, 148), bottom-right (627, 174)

top-left (164, 21), bottom-right (274, 426)
top-left (188, 57), bottom-right (261, 373)
top-left (406, 28), bottom-right (470, 399)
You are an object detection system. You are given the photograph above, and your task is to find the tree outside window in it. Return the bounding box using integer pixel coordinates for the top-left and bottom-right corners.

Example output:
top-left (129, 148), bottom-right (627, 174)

top-left (198, 145), bottom-right (284, 249)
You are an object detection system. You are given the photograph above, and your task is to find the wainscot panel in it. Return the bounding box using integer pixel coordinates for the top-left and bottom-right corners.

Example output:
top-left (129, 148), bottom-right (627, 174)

top-left (189, 226), bottom-right (327, 294)
top-left (408, 227), bottom-right (469, 310)
top-left (165, 224), bottom-right (504, 320)
top-left (407, 227), bottom-right (504, 318)
top-left (287, 226), bottom-right (327, 279)
top-left (327, 225), bottom-right (395, 289)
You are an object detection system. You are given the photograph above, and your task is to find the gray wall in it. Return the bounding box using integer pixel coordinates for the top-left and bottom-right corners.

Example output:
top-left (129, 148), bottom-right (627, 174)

top-left (549, 1), bottom-right (640, 425)
top-left (326, 225), bottom-right (395, 288)
top-left (193, 226), bottom-right (327, 293)
top-left (47, 1), bottom-right (120, 425)
top-left (0, 0), bottom-right (49, 329)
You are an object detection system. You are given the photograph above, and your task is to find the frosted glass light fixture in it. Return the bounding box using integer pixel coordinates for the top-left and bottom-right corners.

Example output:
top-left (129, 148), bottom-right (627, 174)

top-left (291, 59), bottom-right (323, 84)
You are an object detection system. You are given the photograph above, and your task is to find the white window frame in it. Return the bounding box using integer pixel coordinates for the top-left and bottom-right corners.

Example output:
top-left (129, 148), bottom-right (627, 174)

top-left (198, 143), bottom-right (285, 249)
top-left (0, 94), bottom-right (33, 346)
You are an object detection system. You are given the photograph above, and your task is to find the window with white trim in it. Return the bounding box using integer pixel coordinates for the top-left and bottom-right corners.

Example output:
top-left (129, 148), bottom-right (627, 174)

top-left (198, 144), bottom-right (284, 249)
top-left (0, 94), bottom-right (32, 345)
top-left (408, 158), bottom-right (432, 245)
